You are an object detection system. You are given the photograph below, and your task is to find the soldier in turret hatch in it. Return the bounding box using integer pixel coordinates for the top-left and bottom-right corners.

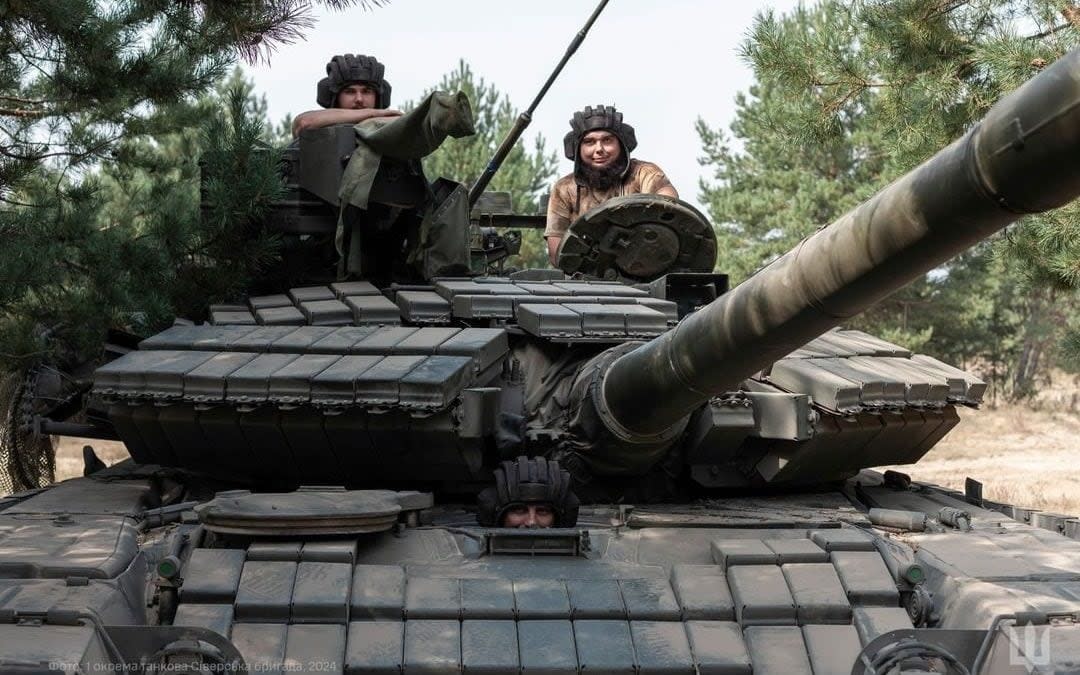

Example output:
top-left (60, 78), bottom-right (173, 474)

top-left (289, 54), bottom-right (475, 282)
top-left (477, 456), bottom-right (580, 528)
top-left (292, 54), bottom-right (402, 138)
top-left (544, 105), bottom-right (679, 265)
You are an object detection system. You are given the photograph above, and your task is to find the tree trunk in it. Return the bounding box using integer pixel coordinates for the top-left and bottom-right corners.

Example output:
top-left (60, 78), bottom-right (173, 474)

top-left (1009, 289), bottom-right (1057, 400)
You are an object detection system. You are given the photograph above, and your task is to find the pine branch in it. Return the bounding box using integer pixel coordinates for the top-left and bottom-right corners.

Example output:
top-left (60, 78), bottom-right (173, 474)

top-left (0, 108), bottom-right (49, 118)
top-left (12, 45), bottom-right (61, 78)
top-left (215, 0), bottom-right (392, 64)
top-left (811, 77), bottom-right (894, 88)
top-left (0, 196), bottom-right (37, 207)
top-left (0, 136), bottom-right (120, 162)
top-left (0, 95), bottom-right (54, 105)
top-left (920, 0), bottom-right (970, 23)
top-left (59, 259), bottom-right (91, 276)
top-left (321, 0), bottom-right (388, 8)
top-left (1026, 23), bottom-right (1072, 40)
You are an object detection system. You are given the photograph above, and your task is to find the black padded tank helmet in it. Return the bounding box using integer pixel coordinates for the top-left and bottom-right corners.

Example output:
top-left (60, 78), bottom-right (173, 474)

top-left (476, 456), bottom-right (580, 527)
top-left (562, 104), bottom-right (637, 161)
top-left (316, 54), bottom-right (392, 109)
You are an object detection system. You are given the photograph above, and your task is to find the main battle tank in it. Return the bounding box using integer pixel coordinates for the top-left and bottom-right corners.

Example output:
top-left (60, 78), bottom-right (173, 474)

top-left (6, 45), bottom-right (1080, 675)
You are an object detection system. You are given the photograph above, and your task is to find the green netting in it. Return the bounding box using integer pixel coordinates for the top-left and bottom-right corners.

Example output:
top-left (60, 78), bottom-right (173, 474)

top-left (0, 368), bottom-right (55, 495)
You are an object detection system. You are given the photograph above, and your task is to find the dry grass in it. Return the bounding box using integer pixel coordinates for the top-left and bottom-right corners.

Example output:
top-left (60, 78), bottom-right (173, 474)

top-left (55, 437), bottom-right (129, 481)
top-left (881, 372), bottom-right (1080, 515)
top-left (54, 380), bottom-right (1080, 515)
top-left (880, 402), bottom-right (1080, 515)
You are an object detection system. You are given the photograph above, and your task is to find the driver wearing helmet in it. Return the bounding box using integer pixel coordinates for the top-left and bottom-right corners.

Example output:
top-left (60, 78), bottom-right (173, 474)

top-left (476, 456), bottom-right (580, 528)
top-left (544, 105), bottom-right (679, 265)
top-left (292, 54), bottom-right (403, 137)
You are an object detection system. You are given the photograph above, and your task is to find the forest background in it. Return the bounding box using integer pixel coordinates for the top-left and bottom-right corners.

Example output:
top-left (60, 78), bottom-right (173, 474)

top-left (2, 0), bottom-right (1078, 496)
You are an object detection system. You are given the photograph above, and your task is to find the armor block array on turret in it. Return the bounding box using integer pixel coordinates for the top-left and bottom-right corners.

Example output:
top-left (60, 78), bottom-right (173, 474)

top-left (95, 279), bottom-right (983, 488)
top-left (210, 279), bottom-right (678, 340)
top-left (93, 320), bottom-right (510, 484)
top-left (684, 328), bottom-right (984, 486)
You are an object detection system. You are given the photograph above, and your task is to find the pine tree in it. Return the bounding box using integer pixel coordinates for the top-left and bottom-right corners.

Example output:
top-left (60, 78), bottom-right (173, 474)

top-left (408, 61), bottom-right (559, 269)
top-left (0, 1), bottom-right (375, 370)
top-left (698, 0), bottom-right (1080, 393)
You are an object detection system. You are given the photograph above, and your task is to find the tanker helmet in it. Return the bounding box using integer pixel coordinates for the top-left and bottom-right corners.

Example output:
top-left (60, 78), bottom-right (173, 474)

top-left (476, 456), bottom-right (580, 527)
top-left (563, 105), bottom-right (637, 160)
top-left (316, 54), bottom-right (392, 109)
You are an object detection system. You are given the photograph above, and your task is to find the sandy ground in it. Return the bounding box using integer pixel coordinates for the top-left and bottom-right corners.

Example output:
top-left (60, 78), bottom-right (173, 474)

top-left (54, 396), bottom-right (1080, 514)
top-left (55, 437), bottom-right (130, 482)
top-left (881, 403), bottom-right (1080, 514)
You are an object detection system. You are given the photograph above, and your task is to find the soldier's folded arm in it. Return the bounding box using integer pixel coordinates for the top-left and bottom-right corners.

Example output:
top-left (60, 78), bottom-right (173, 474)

top-left (291, 53), bottom-right (400, 138)
top-left (291, 107), bottom-right (402, 137)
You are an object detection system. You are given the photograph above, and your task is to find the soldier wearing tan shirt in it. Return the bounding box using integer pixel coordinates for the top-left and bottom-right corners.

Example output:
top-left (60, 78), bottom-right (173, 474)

top-left (545, 105), bottom-right (678, 265)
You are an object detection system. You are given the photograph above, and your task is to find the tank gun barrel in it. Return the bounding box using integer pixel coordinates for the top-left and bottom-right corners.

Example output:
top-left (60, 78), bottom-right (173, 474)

top-left (597, 49), bottom-right (1080, 441)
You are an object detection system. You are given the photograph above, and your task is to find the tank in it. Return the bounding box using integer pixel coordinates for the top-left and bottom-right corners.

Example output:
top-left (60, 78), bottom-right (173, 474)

top-left (5, 46), bottom-right (1080, 675)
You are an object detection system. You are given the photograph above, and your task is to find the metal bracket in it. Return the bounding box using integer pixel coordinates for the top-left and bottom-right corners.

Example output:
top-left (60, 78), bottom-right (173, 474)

top-left (964, 477), bottom-right (984, 507)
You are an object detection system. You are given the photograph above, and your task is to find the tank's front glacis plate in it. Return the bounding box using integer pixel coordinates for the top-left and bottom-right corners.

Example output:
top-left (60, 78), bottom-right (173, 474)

top-left (3, 471), bottom-right (1080, 674)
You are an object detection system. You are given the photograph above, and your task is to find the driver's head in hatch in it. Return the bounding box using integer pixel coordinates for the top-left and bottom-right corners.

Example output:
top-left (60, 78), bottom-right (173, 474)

top-left (476, 456), bottom-right (580, 528)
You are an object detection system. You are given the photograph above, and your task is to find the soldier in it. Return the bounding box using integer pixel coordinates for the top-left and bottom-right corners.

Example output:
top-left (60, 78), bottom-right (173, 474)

top-left (290, 54), bottom-right (476, 283)
top-left (476, 456), bottom-right (580, 528)
top-left (291, 54), bottom-right (402, 137)
top-left (544, 105), bottom-right (679, 265)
